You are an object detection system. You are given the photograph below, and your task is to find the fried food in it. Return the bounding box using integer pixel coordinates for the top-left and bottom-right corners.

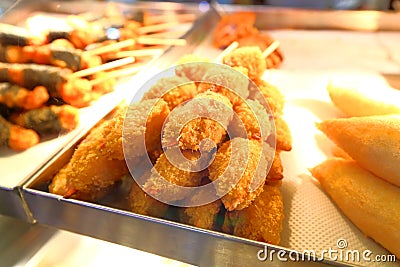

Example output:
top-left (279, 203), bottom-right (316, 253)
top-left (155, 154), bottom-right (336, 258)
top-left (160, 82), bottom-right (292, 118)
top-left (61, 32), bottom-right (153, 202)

top-left (213, 12), bottom-right (259, 49)
top-left (123, 98), bottom-right (170, 162)
top-left (229, 99), bottom-right (272, 141)
top-left (310, 158), bottom-right (400, 258)
top-left (250, 79), bottom-right (285, 116)
top-left (143, 151), bottom-right (206, 202)
top-left (179, 186), bottom-right (222, 230)
top-left (274, 116), bottom-right (292, 151)
top-left (222, 184), bottom-right (284, 245)
top-left (208, 138), bottom-right (272, 211)
top-left (317, 115), bottom-right (400, 187)
top-left (0, 83), bottom-right (49, 110)
top-left (237, 33), bottom-right (284, 69)
top-left (10, 105), bottom-right (79, 135)
top-left (129, 172), bottom-right (169, 218)
top-left (141, 76), bottom-right (198, 110)
top-left (175, 55), bottom-right (211, 81)
top-left (49, 105), bottom-right (128, 201)
top-left (327, 82), bottom-right (400, 117)
top-left (266, 150), bottom-right (284, 186)
top-left (162, 91), bottom-right (233, 152)
top-left (223, 46), bottom-right (266, 81)
top-left (198, 65), bottom-right (249, 107)
top-left (0, 114), bottom-right (39, 151)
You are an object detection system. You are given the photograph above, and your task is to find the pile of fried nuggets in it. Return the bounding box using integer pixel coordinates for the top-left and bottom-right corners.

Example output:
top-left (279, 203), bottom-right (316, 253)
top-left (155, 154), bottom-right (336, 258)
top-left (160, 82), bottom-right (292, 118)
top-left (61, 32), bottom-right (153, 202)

top-left (49, 47), bottom-right (292, 245)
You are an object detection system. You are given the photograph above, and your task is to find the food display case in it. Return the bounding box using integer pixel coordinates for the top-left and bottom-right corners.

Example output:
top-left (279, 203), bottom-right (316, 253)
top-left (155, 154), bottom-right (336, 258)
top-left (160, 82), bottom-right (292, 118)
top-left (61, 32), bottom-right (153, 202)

top-left (1, 1), bottom-right (399, 266)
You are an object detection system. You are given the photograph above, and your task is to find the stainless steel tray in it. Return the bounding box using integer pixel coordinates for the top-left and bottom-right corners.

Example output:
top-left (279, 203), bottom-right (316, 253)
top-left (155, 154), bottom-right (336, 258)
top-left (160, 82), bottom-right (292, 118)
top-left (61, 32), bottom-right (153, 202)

top-left (18, 3), bottom-right (400, 267)
top-left (0, 0), bottom-right (203, 219)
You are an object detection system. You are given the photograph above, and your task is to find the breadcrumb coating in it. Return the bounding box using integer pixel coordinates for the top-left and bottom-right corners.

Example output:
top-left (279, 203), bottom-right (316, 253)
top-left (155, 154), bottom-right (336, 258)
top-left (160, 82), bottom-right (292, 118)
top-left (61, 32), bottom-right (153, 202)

top-left (141, 76), bottom-right (197, 110)
top-left (223, 46), bottom-right (266, 81)
top-left (124, 98), bottom-right (170, 162)
top-left (143, 151), bottom-right (206, 202)
top-left (129, 172), bottom-right (169, 218)
top-left (175, 55), bottom-right (211, 81)
top-left (250, 79), bottom-right (285, 117)
top-left (208, 138), bottom-right (271, 211)
top-left (222, 185), bottom-right (284, 245)
top-left (162, 91), bottom-right (233, 152)
top-left (229, 99), bottom-right (272, 141)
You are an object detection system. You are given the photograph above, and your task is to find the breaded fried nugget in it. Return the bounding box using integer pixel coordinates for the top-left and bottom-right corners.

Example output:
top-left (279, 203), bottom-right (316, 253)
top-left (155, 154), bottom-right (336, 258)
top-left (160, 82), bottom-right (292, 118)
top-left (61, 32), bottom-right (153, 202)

top-left (237, 33), bottom-right (284, 69)
top-left (124, 98), bottom-right (170, 162)
top-left (179, 186), bottom-right (222, 230)
top-left (223, 46), bottom-right (266, 81)
top-left (129, 172), bottom-right (169, 218)
top-left (266, 150), bottom-right (284, 186)
top-left (49, 105), bottom-right (129, 201)
top-left (250, 79), bottom-right (285, 116)
top-left (143, 151), bottom-right (206, 202)
top-left (222, 185), bottom-right (284, 245)
top-left (162, 91), bottom-right (233, 152)
top-left (141, 76), bottom-right (197, 110)
top-left (229, 99), bottom-right (272, 141)
top-left (208, 138), bottom-right (272, 211)
top-left (198, 66), bottom-right (249, 107)
top-left (175, 55), bottom-right (211, 81)
top-left (274, 116), bottom-right (292, 151)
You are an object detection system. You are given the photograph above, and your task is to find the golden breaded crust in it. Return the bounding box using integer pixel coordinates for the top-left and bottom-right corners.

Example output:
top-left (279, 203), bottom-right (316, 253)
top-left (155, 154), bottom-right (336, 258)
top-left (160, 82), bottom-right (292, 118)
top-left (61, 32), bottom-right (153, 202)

top-left (208, 138), bottom-right (269, 211)
top-left (162, 91), bottom-right (233, 152)
top-left (266, 150), bottom-right (283, 186)
top-left (143, 151), bottom-right (205, 202)
top-left (251, 79), bottom-right (285, 116)
top-left (223, 47), bottom-right (266, 81)
top-left (129, 174), bottom-right (169, 218)
top-left (124, 98), bottom-right (170, 161)
top-left (274, 116), bottom-right (292, 151)
top-left (229, 99), bottom-right (271, 141)
top-left (223, 185), bottom-right (284, 245)
top-left (141, 76), bottom-right (198, 110)
top-left (175, 55), bottom-right (211, 81)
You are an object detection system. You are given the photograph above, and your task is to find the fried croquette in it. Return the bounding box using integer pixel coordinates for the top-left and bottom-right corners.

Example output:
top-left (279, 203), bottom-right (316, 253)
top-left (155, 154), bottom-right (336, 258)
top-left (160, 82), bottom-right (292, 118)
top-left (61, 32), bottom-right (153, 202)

top-left (162, 91), bottom-right (233, 152)
top-left (198, 65), bottom-right (249, 107)
top-left (208, 138), bottom-right (272, 211)
top-left (250, 79), bottom-right (285, 116)
top-left (179, 187), bottom-right (222, 230)
top-left (222, 185), bottom-right (284, 245)
top-left (141, 76), bottom-right (197, 110)
top-left (266, 150), bottom-right (284, 186)
top-left (229, 99), bottom-right (272, 141)
top-left (143, 151), bottom-right (206, 203)
top-left (175, 55), bottom-right (212, 81)
top-left (237, 33), bottom-right (284, 69)
top-left (273, 116), bottom-right (292, 151)
top-left (49, 105), bottom-right (129, 201)
top-left (213, 12), bottom-right (259, 49)
top-left (223, 46), bottom-right (266, 81)
top-left (123, 98), bottom-right (170, 163)
top-left (129, 172), bottom-right (169, 218)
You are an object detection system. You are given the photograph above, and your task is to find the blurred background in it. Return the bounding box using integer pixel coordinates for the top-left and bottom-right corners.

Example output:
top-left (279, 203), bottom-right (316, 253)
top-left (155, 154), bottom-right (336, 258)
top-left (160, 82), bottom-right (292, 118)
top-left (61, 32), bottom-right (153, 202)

top-left (1, 0), bottom-right (399, 15)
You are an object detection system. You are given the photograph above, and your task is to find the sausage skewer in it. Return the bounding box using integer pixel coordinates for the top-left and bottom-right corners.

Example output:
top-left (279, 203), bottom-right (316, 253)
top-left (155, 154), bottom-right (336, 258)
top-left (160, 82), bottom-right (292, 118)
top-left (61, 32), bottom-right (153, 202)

top-left (0, 114), bottom-right (39, 151)
top-left (9, 104), bottom-right (79, 136)
top-left (0, 83), bottom-right (49, 109)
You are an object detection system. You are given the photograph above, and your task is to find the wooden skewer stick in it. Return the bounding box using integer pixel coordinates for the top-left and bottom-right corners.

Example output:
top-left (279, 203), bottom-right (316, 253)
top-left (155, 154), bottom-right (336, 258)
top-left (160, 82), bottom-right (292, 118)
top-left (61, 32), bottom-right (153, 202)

top-left (71, 57), bottom-right (135, 78)
top-left (214, 41), bottom-right (239, 63)
top-left (89, 63), bottom-right (147, 86)
top-left (136, 36), bottom-right (186, 46)
top-left (84, 39), bottom-right (136, 56)
top-left (84, 37), bottom-right (186, 57)
top-left (145, 30), bottom-right (186, 39)
top-left (137, 22), bottom-right (180, 35)
top-left (262, 40), bottom-right (280, 59)
top-left (108, 48), bottom-right (164, 59)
